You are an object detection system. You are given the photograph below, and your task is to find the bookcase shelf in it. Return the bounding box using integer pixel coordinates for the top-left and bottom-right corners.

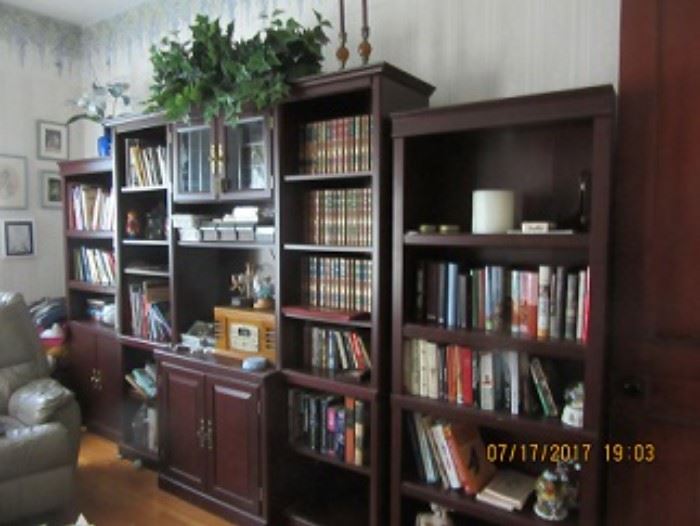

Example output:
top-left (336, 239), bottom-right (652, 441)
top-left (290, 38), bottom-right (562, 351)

top-left (66, 230), bottom-right (114, 240)
top-left (404, 233), bottom-right (589, 250)
top-left (121, 185), bottom-right (168, 193)
top-left (393, 394), bottom-right (596, 442)
top-left (124, 267), bottom-right (170, 278)
top-left (390, 86), bottom-right (614, 525)
top-left (283, 171), bottom-right (373, 183)
top-left (282, 307), bottom-right (372, 329)
top-left (402, 323), bottom-right (586, 360)
top-left (290, 442), bottom-right (372, 476)
top-left (122, 239), bottom-right (169, 247)
top-left (177, 240), bottom-right (274, 250)
top-left (118, 334), bottom-right (169, 352)
top-left (284, 368), bottom-right (376, 401)
top-left (276, 64), bottom-right (434, 526)
top-left (400, 480), bottom-right (578, 526)
top-left (67, 281), bottom-right (116, 295)
top-left (283, 244), bottom-right (373, 254)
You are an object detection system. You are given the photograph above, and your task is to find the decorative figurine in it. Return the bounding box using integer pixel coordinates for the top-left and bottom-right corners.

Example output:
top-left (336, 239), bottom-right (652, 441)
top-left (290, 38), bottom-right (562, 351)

top-left (561, 382), bottom-right (584, 428)
top-left (415, 504), bottom-right (454, 526)
top-left (556, 460), bottom-right (582, 511)
top-left (125, 210), bottom-right (141, 239)
top-left (144, 203), bottom-right (166, 240)
top-left (230, 262), bottom-right (256, 308)
top-left (534, 469), bottom-right (568, 521)
top-left (253, 271), bottom-right (275, 310)
top-left (561, 171), bottom-right (591, 232)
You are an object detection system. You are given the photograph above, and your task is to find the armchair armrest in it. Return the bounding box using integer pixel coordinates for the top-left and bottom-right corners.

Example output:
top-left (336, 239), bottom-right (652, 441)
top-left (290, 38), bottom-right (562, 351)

top-left (8, 378), bottom-right (75, 426)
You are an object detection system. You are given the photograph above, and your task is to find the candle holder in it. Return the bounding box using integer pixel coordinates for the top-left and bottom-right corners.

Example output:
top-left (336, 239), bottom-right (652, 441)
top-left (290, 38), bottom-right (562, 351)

top-left (358, 26), bottom-right (372, 65)
top-left (336, 31), bottom-right (350, 69)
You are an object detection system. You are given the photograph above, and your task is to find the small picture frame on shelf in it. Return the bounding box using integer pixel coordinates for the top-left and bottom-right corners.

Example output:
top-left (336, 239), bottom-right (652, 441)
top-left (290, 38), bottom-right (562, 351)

top-left (0, 154), bottom-right (28, 210)
top-left (37, 120), bottom-right (69, 160)
top-left (40, 170), bottom-right (62, 208)
top-left (1, 219), bottom-right (36, 258)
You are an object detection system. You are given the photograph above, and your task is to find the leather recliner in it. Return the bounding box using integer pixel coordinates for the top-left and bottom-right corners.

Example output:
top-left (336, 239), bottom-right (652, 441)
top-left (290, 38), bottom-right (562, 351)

top-left (0, 292), bottom-right (81, 523)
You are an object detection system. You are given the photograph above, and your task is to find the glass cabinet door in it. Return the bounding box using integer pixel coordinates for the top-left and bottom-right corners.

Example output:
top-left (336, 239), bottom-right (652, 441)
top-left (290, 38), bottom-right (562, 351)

top-left (174, 124), bottom-right (216, 201)
top-left (220, 117), bottom-right (270, 198)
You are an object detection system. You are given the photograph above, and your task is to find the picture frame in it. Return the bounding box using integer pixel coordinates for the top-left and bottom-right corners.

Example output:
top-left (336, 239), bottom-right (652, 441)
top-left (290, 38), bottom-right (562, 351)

top-left (37, 120), bottom-right (69, 160)
top-left (1, 219), bottom-right (36, 258)
top-left (0, 154), bottom-right (28, 209)
top-left (41, 170), bottom-right (62, 208)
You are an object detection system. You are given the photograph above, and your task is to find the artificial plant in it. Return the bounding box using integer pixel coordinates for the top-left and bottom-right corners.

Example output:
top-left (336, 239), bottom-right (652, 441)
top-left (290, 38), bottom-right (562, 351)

top-left (147, 10), bottom-right (331, 123)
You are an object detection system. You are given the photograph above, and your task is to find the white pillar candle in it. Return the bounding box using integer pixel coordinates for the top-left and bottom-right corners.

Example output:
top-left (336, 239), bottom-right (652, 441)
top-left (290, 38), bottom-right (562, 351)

top-left (472, 190), bottom-right (515, 234)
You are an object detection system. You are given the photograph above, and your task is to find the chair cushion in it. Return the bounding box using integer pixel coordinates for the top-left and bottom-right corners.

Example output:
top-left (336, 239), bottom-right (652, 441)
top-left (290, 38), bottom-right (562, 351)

top-left (0, 423), bottom-right (71, 482)
top-left (0, 415), bottom-right (24, 435)
top-left (8, 379), bottom-right (74, 426)
top-left (0, 296), bottom-right (49, 412)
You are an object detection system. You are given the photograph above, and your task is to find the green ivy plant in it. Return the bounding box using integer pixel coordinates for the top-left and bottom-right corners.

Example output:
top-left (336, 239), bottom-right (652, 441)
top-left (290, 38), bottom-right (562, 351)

top-left (147, 10), bottom-right (330, 123)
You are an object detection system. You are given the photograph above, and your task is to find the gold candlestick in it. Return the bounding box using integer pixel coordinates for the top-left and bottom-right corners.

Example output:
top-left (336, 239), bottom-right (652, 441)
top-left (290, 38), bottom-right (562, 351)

top-left (336, 0), bottom-right (349, 69)
top-left (358, 0), bottom-right (372, 65)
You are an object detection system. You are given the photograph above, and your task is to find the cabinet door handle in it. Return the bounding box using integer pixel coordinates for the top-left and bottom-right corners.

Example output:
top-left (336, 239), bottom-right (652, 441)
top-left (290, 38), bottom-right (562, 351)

top-left (196, 418), bottom-right (206, 449)
top-left (206, 419), bottom-right (214, 451)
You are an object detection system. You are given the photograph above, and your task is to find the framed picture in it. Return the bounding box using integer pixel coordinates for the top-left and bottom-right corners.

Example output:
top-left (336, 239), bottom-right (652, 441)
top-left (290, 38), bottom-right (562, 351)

top-left (41, 170), bottom-right (62, 208)
top-left (37, 120), bottom-right (69, 160)
top-left (2, 219), bottom-right (36, 258)
top-left (0, 154), bottom-right (28, 209)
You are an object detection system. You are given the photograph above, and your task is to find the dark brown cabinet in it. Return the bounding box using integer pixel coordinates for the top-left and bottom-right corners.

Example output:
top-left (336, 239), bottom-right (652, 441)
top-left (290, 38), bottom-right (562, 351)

top-left (156, 350), bottom-right (279, 526)
top-left (66, 321), bottom-right (122, 440)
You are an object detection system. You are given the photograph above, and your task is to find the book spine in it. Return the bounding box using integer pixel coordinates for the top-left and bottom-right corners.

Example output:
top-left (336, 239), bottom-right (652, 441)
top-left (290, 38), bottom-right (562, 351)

top-left (526, 272), bottom-right (539, 338)
top-left (565, 273), bottom-right (578, 340)
top-left (406, 413), bottom-right (426, 482)
top-left (511, 269), bottom-right (520, 336)
top-left (537, 266), bottom-right (552, 340)
top-left (458, 273), bottom-right (468, 329)
top-left (345, 397), bottom-right (355, 464)
top-left (431, 424), bottom-right (462, 490)
top-left (446, 262), bottom-right (459, 328)
top-left (354, 400), bottom-right (365, 466)
top-left (576, 268), bottom-right (587, 341)
top-left (459, 346), bottom-right (474, 405)
top-left (415, 261), bottom-right (426, 322)
top-left (479, 352), bottom-right (495, 411)
top-left (583, 267), bottom-right (591, 344)
top-left (436, 263), bottom-right (447, 325)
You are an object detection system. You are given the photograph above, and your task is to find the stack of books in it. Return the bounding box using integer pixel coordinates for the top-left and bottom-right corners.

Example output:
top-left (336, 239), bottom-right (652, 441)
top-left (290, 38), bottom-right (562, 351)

top-left (124, 363), bottom-right (157, 399)
top-left (288, 389), bottom-right (369, 467)
top-left (125, 139), bottom-right (167, 187)
top-left (128, 280), bottom-right (171, 342)
top-left (298, 115), bottom-right (372, 174)
top-left (304, 326), bottom-right (372, 373)
top-left (416, 262), bottom-right (591, 343)
top-left (67, 185), bottom-right (115, 231)
top-left (72, 248), bottom-right (116, 286)
top-left (304, 188), bottom-right (372, 246)
top-left (404, 341), bottom-right (562, 417)
top-left (406, 414), bottom-right (495, 494)
top-left (303, 256), bottom-right (372, 314)
top-left (475, 469), bottom-right (536, 512)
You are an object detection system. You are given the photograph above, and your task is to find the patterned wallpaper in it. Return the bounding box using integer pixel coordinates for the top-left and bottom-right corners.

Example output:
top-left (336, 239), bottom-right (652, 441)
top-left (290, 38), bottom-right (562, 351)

top-left (0, 3), bottom-right (82, 75)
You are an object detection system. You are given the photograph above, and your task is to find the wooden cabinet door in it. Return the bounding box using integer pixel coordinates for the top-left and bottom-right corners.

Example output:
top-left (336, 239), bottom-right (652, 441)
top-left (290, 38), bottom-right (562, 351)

top-left (92, 333), bottom-right (122, 440)
top-left (205, 375), bottom-right (260, 514)
top-left (610, 1), bottom-right (700, 524)
top-left (160, 361), bottom-right (208, 490)
top-left (66, 323), bottom-right (96, 423)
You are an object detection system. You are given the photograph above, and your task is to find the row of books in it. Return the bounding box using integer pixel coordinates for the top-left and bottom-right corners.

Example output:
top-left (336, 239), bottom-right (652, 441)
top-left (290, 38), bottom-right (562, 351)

top-left (416, 262), bottom-right (591, 342)
top-left (303, 326), bottom-right (372, 372)
top-left (72, 248), bottom-right (116, 286)
top-left (288, 389), bottom-right (369, 467)
top-left (304, 188), bottom-right (372, 246)
top-left (125, 139), bottom-right (167, 187)
top-left (128, 280), bottom-right (172, 342)
top-left (403, 340), bottom-right (563, 417)
top-left (406, 413), bottom-right (537, 512)
top-left (298, 115), bottom-right (372, 174)
top-left (303, 256), bottom-right (372, 314)
top-left (124, 363), bottom-right (157, 399)
top-left (67, 185), bottom-right (115, 231)
top-left (406, 414), bottom-right (495, 493)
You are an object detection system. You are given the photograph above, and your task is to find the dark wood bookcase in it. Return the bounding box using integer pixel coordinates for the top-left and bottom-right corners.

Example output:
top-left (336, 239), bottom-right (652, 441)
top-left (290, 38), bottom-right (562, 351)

top-left (59, 157), bottom-right (122, 440)
top-left (389, 87), bottom-right (614, 525)
top-left (274, 63), bottom-right (434, 526)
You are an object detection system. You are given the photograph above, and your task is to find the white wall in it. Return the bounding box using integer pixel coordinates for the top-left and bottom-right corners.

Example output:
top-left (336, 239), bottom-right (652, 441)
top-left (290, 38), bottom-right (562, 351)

top-left (0, 0), bottom-right (621, 300)
top-left (0, 5), bottom-right (84, 302)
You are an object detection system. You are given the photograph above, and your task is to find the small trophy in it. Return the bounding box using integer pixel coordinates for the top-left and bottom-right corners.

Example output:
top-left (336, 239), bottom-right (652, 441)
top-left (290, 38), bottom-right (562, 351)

top-left (230, 263), bottom-right (255, 308)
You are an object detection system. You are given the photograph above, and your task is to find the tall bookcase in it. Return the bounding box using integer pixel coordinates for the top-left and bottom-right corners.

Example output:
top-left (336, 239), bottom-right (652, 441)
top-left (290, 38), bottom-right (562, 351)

top-left (389, 87), bottom-right (614, 525)
top-left (60, 157), bottom-right (122, 439)
top-left (111, 113), bottom-right (172, 463)
top-left (274, 63), bottom-right (434, 526)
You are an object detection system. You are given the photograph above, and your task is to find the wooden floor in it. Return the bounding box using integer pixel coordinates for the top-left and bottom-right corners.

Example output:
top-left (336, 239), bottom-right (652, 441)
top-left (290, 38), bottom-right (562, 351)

top-left (62, 432), bottom-right (236, 526)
